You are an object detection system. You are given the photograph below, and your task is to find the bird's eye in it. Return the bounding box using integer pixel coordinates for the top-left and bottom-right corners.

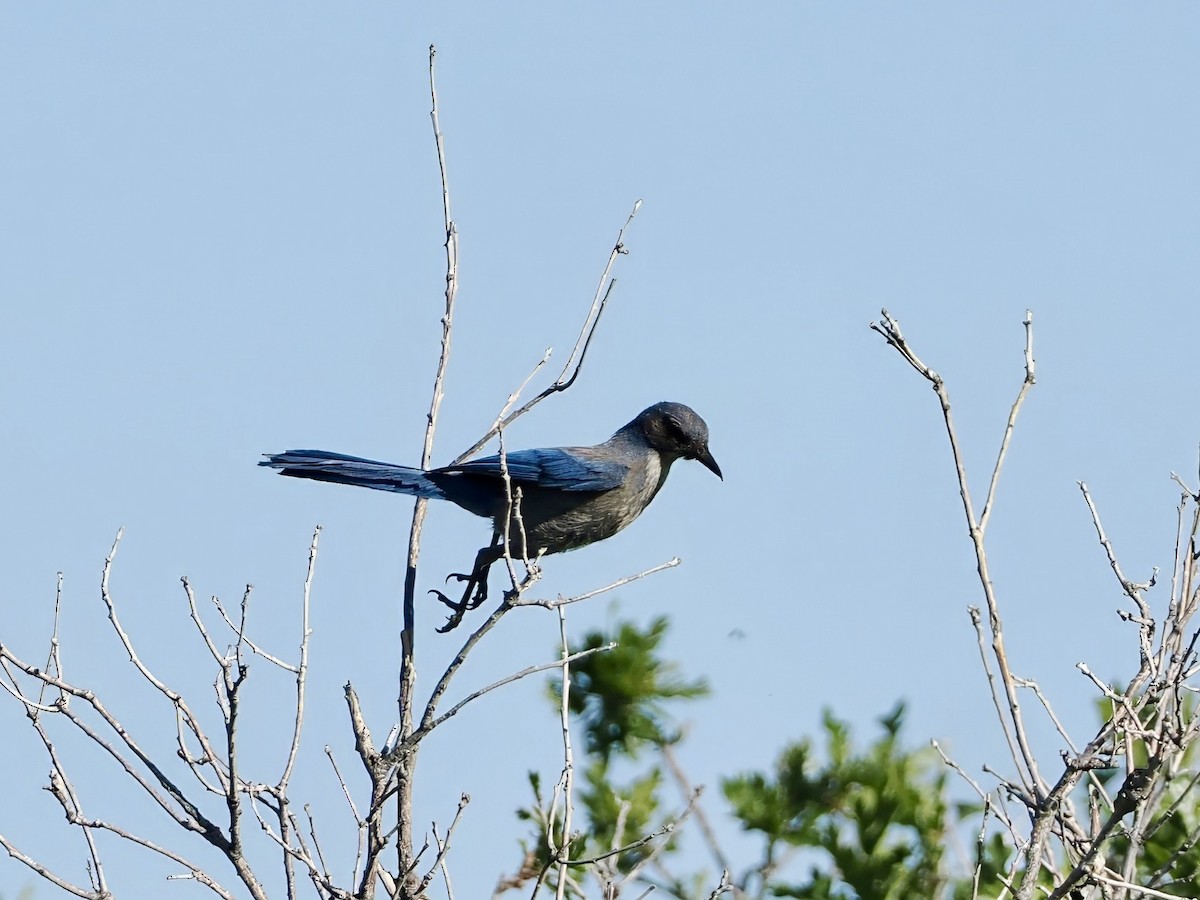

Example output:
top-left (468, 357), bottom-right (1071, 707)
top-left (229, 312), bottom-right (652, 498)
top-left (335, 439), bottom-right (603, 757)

top-left (665, 418), bottom-right (686, 439)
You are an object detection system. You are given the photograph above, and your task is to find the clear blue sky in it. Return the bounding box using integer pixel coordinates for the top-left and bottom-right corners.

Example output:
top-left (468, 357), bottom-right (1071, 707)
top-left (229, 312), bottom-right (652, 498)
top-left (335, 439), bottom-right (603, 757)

top-left (4, 4), bottom-right (1200, 897)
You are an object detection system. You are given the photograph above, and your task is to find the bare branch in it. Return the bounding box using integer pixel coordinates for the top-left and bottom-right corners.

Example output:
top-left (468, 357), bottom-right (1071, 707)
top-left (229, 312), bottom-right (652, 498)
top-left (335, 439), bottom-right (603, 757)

top-left (422, 41), bottom-right (458, 474)
top-left (417, 592), bottom-right (518, 739)
top-left (418, 793), bottom-right (470, 895)
top-left (451, 204), bottom-right (640, 467)
top-left (386, 44), bottom-right (465, 895)
top-left (979, 310), bottom-right (1035, 534)
top-left (554, 607), bottom-right (576, 900)
top-left (280, 525), bottom-right (320, 788)
top-left (38, 570), bottom-right (66, 705)
top-left (872, 311), bottom-right (1045, 802)
top-left (0, 644), bottom-right (228, 841)
top-left (1080, 482), bottom-right (1157, 675)
top-left (661, 743), bottom-right (730, 876)
top-left (184, 577), bottom-right (228, 668)
top-left (416, 643), bottom-right (614, 740)
top-left (0, 833), bottom-right (111, 900)
top-left (208, 589), bottom-right (298, 673)
top-left (79, 817), bottom-right (236, 900)
top-left (932, 740), bottom-right (1021, 845)
top-left (32, 717), bottom-right (108, 893)
top-left (515, 558), bottom-right (682, 610)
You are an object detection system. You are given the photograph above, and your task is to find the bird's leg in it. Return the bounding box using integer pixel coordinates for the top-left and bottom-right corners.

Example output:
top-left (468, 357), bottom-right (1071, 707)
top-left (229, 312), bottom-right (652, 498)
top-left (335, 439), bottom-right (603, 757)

top-left (432, 534), bottom-right (504, 633)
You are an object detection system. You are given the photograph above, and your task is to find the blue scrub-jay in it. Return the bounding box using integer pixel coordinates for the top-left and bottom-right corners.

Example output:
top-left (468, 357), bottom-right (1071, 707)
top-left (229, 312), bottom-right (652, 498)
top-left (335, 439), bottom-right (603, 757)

top-left (261, 401), bottom-right (721, 630)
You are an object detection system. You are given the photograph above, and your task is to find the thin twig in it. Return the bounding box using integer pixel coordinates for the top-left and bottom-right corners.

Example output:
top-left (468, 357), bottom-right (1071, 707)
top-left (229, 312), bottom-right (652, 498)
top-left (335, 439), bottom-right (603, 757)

top-left (661, 744), bottom-right (730, 875)
top-left (208, 591), bottom-right (298, 673)
top-left (415, 643), bottom-right (614, 740)
top-left (554, 606), bottom-right (576, 900)
top-left (515, 559), bottom-right (681, 610)
top-left (0, 832), bottom-right (113, 900)
top-left (1080, 482), bottom-right (1157, 676)
top-left (931, 740), bottom-right (1020, 843)
top-left (279, 526), bottom-right (319, 788)
top-left (570, 822), bottom-right (675, 868)
top-left (326, 745), bottom-right (367, 886)
top-left (185, 578), bottom-right (232, 666)
top-left (451, 205), bottom-right (640, 467)
top-left (418, 793), bottom-right (470, 895)
top-left (389, 43), bottom-right (463, 891)
top-left (972, 797), bottom-right (991, 900)
top-left (871, 311), bottom-right (1044, 801)
top-left (968, 607), bottom-right (1025, 796)
top-left (979, 311), bottom-right (1035, 534)
top-left (416, 592), bottom-right (520, 739)
top-left (0, 641), bottom-right (231, 846)
top-left (37, 571), bottom-right (66, 706)
top-left (23, 695), bottom-right (108, 893)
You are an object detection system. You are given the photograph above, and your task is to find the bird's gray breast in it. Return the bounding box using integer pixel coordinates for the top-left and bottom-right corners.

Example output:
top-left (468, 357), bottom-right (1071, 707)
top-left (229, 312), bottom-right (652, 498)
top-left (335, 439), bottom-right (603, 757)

top-left (525, 449), bottom-right (664, 555)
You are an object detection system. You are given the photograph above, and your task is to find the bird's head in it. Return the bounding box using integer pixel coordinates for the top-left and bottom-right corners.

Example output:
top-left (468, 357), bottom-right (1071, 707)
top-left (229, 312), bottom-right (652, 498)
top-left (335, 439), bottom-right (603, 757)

top-left (634, 402), bottom-right (722, 480)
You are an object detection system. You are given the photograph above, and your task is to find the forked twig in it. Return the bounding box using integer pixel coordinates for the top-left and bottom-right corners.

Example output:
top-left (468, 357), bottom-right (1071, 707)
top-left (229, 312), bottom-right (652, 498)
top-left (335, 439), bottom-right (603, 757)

top-left (871, 310), bottom-right (1044, 797)
top-left (451, 205), bottom-right (640, 467)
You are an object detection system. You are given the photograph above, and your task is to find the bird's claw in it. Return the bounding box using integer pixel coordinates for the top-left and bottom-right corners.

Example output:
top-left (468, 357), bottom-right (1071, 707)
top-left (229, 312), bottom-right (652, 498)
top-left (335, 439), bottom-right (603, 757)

top-left (430, 589), bottom-right (469, 633)
top-left (430, 574), bottom-right (488, 633)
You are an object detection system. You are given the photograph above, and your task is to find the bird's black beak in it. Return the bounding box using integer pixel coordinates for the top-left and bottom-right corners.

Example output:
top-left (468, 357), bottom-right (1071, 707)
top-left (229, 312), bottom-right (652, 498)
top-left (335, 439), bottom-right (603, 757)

top-left (696, 446), bottom-right (723, 480)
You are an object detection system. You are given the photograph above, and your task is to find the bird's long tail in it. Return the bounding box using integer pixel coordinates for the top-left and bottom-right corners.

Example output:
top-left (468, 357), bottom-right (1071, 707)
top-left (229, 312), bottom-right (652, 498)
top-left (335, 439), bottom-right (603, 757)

top-left (259, 450), bottom-right (446, 499)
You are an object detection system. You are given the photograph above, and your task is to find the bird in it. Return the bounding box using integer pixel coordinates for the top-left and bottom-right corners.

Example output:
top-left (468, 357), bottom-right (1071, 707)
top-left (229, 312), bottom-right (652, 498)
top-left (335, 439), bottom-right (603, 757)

top-left (260, 401), bottom-right (721, 630)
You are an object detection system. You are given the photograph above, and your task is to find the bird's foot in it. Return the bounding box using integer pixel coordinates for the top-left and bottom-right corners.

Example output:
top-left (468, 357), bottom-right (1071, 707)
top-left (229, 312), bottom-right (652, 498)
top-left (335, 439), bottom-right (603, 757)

top-left (431, 573), bottom-right (488, 633)
top-left (430, 590), bottom-right (468, 633)
top-left (444, 571), bottom-right (489, 610)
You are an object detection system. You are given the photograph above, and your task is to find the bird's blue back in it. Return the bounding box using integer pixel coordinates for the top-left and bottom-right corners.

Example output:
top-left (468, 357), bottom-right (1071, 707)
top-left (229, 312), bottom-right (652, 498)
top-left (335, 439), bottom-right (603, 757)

top-left (442, 448), bottom-right (629, 492)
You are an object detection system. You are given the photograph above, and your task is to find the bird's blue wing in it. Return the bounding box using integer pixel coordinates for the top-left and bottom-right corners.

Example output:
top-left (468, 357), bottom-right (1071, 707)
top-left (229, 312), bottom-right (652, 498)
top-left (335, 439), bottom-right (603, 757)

top-left (446, 448), bottom-right (628, 492)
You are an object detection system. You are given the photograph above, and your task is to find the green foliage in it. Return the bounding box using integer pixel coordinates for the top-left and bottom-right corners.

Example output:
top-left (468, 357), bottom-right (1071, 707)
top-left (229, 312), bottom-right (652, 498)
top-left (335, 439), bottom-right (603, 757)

top-left (500, 616), bottom-right (1200, 899)
top-left (1089, 691), bottom-right (1200, 896)
top-left (724, 705), bottom-right (951, 899)
top-left (1123, 791), bottom-right (1200, 897)
top-left (552, 615), bottom-right (708, 762)
top-left (503, 617), bottom-right (708, 897)
top-left (578, 760), bottom-right (664, 870)
top-left (507, 616), bottom-right (974, 898)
